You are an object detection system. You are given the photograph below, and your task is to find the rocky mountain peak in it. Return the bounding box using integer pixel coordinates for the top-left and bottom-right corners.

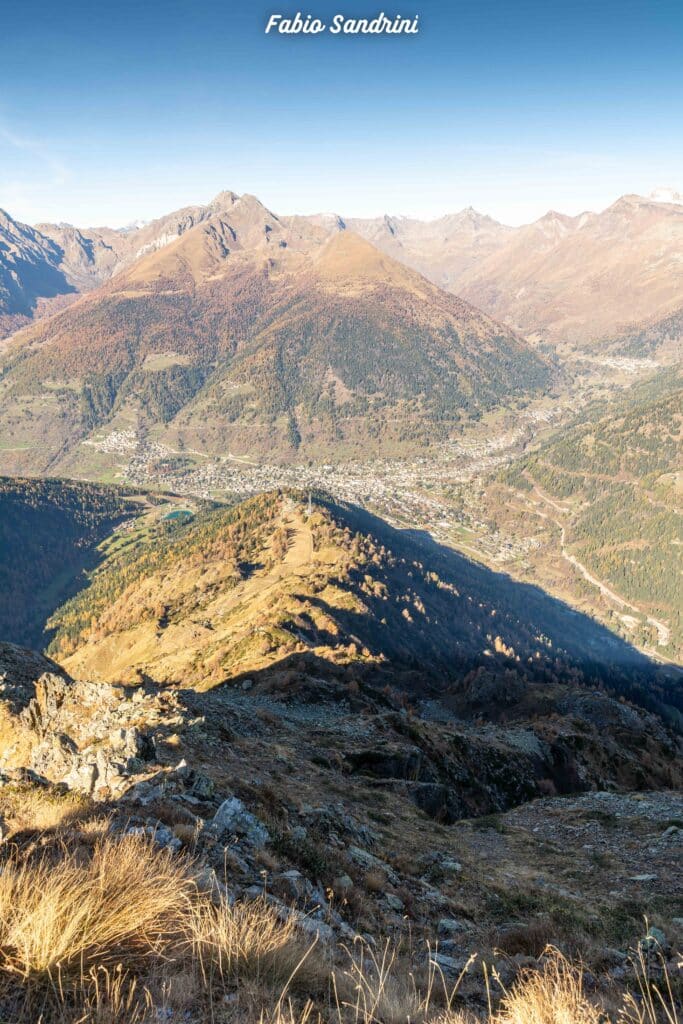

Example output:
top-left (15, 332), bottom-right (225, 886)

top-left (208, 189), bottom-right (241, 211)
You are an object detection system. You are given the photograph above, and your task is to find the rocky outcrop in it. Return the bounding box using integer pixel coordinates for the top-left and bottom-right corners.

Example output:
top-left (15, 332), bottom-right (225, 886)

top-left (0, 661), bottom-right (172, 798)
top-left (209, 797), bottom-right (270, 848)
top-left (29, 724), bottom-right (155, 797)
top-left (0, 642), bottom-right (70, 713)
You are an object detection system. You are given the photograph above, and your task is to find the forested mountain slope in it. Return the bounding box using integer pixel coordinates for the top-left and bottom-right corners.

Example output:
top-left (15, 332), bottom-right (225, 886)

top-left (599, 304), bottom-right (683, 360)
top-left (43, 489), bottom-right (679, 726)
top-left (0, 222), bottom-right (550, 472)
top-left (501, 368), bottom-right (682, 657)
top-left (0, 477), bottom-right (137, 648)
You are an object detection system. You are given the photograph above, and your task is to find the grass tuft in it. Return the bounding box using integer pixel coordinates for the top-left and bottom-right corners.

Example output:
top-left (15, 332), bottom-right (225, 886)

top-left (0, 825), bottom-right (678, 1024)
top-left (0, 833), bottom-right (193, 982)
top-left (491, 948), bottom-right (602, 1024)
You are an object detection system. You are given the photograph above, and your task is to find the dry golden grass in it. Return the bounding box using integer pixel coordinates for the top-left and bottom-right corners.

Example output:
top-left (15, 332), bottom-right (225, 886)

top-left (190, 895), bottom-right (326, 995)
top-left (58, 965), bottom-right (156, 1024)
top-left (490, 948), bottom-right (603, 1024)
top-left (0, 833), bottom-right (194, 982)
top-left (332, 939), bottom-right (476, 1024)
top-left (0, 782), bottom-right (94, 836)
top-left (172, 821), bottom-right (201, 849)
top-left (619, 946), bottom-right (681, 1024)
top-left (0, 826), bottom-right (678, 1024)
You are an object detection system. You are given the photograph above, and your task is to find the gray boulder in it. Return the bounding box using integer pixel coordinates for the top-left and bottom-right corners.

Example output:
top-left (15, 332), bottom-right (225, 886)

top-left (211, 797), bottom-right (270, 848)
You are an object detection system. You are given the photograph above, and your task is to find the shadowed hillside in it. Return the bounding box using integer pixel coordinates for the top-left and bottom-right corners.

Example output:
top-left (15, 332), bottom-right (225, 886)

top-left (41, 488), bottom-right (680, 726)
top-left (0, 477), bottom-right (139, 648)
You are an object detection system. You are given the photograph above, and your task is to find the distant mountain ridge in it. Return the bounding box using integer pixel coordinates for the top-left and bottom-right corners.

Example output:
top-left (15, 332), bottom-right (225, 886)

top-left (0, 191), bottom-right (311, 337)
top-left (346, 193), bottom-right (683, 344)
top-left (0, 204), bottom-right (550, 472)
top-left (344, 208), bottom-right (514, 295)
top-left (3, 188), bottom-right (683, 347)
top-left (0, 209), bottom-right (77, 336)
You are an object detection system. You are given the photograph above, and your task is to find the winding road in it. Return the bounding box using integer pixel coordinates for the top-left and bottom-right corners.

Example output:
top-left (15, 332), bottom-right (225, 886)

top-left (527, 486), bottom-right (671, 648)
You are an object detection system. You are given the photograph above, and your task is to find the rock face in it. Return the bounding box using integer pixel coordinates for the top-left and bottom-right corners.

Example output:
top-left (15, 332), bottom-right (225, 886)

top-left (0, 210), bottom-right (75, 331)
top-left (1, 668), bottom-right (164, 798)
top-left (0, 642), bottom-right (70, 713)
top-left (39, 724), bottom-right (154, 797)
top-left (21, 672), bottom-right (72, 733)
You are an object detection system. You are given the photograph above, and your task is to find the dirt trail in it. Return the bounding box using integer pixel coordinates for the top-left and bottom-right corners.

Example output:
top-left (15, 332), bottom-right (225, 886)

top-left (558, 527), bottom-right (670, 648)
top-left (212, 509), bottom-right (314, 619)
top-left (530, 485), bottom-right (571, 515)
top-left (63, 507), bottom-right (322, 684)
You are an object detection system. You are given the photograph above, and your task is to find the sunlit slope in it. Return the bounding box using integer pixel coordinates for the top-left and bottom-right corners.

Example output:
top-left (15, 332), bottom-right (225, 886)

top-left (0, 220), bottom-right (550, 470)
top-left (46, 490), bottom-right (679, 723)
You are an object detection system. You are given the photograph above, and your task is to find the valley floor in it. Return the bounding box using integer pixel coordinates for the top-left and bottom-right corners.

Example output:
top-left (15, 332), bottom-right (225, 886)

top-left (71, 354), bottom-right (681, 665)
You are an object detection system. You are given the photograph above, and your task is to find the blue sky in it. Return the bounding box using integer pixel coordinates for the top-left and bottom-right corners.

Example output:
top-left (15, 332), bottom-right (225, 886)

top-left (1, 0), bottom-right (682, 226)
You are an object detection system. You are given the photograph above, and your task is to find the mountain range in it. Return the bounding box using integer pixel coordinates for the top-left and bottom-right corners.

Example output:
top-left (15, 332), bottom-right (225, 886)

top-left (3, 188), bottom-right (683, 349)
top-left (0, 193), bottom-right (550, 472)
top-left (349, 193), bottom-right (683, 345)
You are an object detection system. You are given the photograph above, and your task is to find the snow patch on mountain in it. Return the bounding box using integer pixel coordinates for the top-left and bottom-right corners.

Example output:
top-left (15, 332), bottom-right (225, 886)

top-left (135, 232), bottom-right (180, 258)
top-left (648, 187), bottom-right (683, 206)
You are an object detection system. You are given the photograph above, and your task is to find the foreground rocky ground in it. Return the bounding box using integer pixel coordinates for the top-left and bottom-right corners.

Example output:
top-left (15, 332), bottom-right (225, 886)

top-left (0, 641), bottom-right (680, 1023)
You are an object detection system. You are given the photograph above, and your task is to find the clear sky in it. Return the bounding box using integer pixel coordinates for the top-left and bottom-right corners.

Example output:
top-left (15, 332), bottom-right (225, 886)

top-left (2, 0), bottom-right (683, 227)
